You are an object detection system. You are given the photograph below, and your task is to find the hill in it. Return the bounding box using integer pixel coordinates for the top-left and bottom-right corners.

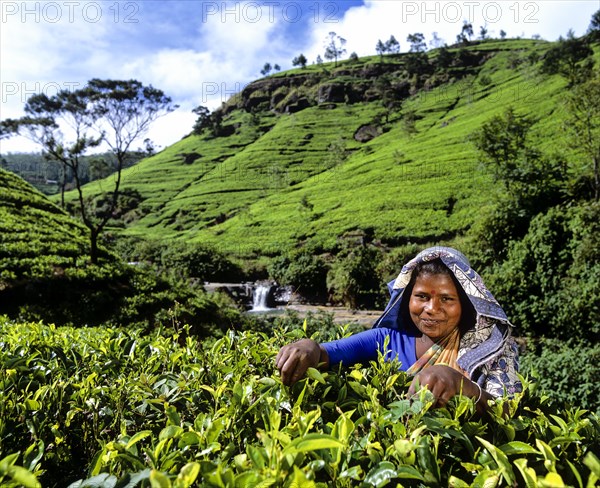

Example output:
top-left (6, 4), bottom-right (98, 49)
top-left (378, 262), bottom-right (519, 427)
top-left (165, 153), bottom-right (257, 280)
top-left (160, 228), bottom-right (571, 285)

top-left (0, 168), bottom-right (90, 281)
top-left (58, 38), bottom-right (592, 265)
top-left (0, 169), bottom-right (241, 329)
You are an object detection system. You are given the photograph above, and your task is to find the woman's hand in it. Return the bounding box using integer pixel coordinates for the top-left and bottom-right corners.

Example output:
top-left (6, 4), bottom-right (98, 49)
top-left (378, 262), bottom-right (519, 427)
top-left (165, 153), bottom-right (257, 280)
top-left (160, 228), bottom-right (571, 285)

top-left (275, 339), bottom-right (328, 386)
top-left (408, 365), bottom-right (490, 410)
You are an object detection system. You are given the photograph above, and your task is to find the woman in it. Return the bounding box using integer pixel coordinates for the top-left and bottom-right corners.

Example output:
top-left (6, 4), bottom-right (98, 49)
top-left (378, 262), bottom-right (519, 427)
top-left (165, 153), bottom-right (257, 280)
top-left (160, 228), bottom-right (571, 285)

top-left (276, 247), bottom-right (522, 411)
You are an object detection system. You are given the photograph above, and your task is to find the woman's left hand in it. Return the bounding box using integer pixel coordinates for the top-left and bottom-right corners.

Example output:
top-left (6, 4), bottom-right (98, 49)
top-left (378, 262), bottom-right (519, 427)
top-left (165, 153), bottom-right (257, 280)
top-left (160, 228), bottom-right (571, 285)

top-left (408, 365), bottom-right (481, 408)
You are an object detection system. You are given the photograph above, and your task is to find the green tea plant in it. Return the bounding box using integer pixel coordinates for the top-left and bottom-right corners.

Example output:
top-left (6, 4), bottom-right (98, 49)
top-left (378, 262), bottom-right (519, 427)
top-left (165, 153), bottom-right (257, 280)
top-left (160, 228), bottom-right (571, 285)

top-left (1, 316), bottom-right (599, 487)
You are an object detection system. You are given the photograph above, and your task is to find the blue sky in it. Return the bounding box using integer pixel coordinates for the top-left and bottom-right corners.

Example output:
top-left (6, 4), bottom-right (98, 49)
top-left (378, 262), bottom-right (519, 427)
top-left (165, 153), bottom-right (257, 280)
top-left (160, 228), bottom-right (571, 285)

top-left (1, 0), bottom-right (598, 153)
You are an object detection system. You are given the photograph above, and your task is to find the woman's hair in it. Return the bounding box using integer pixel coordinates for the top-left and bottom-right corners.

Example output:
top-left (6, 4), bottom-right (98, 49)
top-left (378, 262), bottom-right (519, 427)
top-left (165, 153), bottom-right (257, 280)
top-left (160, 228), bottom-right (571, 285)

top-left (400, 258), bottom-right (476, 332)
top-left (413, 259), bottom-right (452, 278)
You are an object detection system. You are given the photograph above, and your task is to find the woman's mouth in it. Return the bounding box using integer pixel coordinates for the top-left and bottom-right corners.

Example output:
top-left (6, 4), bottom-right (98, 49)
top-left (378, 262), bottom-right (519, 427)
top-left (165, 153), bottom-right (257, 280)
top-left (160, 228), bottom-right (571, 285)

top-left (421, 318), bottom-right (442, 327)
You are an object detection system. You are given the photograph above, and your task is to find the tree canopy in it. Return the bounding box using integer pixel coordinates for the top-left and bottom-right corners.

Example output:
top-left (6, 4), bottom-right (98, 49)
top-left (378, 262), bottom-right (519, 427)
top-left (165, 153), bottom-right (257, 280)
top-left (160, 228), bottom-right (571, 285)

top-left (1, 79), bottom-right (177, 263)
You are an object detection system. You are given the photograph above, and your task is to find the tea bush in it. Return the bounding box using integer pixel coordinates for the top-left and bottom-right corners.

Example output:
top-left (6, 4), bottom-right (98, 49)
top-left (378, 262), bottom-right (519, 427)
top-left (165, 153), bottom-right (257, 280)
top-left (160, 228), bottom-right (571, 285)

top-left (1, 317), bottom-right (598, 488)
top-left (521, 337), bottom-right (600, 411)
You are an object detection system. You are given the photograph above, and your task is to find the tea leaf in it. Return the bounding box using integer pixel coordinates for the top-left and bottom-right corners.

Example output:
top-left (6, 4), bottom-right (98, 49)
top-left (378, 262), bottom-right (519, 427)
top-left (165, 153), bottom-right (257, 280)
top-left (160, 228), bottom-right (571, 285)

top-left (149, 469), bottom-right (171, 488)
top-left (565, 460), bottom-right (583, 488)
top-left (499, 441), bottom-right (540, 456)
top-left (126, 431), bottom-right (152, 450)
top-left (306, 367), bottom-right (326, 384)
top-left (339, 465), bottom-right (364, 480)
top-left (477, 436), bottom-right (516, 485)
top-left (159, 426), bottom-right (183, 441)
top-left (395, 465), bottom-right (425, 481)
top-left (583, 451), bottom-right (600, 477)
top-left (173, 462), bottom-right (200, 488)
top-left (5, 466), bottom-right (42, 488)
top-left (364, 461), bottom-right (397, 487)
top-left (283, 434), bottom-right (344, 454)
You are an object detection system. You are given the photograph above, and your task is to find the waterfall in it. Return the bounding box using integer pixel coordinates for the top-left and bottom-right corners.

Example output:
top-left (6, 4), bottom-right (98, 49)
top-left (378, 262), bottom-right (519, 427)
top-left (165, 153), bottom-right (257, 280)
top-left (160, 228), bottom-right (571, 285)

top-left (251, 284), bottom-right (272, 312)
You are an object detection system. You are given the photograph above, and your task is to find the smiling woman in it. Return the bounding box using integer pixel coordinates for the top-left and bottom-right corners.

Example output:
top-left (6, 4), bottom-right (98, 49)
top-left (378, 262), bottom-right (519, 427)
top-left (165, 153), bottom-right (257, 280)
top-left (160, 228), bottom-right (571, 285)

top-left (276, 246), bottom-right (522, 413)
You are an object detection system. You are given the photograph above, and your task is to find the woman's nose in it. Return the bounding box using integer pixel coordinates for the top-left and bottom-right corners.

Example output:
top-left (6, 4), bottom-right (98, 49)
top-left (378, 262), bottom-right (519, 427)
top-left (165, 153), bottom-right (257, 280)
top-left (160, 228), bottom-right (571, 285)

top-left (424, 298), bottom-right (440, 313)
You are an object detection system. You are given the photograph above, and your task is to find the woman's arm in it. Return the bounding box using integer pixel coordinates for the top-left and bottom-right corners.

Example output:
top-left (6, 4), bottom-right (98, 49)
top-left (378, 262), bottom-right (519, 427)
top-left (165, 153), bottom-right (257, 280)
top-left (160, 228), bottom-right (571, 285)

top-left (276, 328), bottom-right (409, 386)
top-left (408, 365), bottom-right (495, 414)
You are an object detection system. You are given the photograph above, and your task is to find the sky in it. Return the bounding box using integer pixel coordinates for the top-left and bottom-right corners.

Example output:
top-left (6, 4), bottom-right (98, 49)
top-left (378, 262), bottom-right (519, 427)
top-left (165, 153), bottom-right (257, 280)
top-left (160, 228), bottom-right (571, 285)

top-left (1, 0), bottom-right (598, 153)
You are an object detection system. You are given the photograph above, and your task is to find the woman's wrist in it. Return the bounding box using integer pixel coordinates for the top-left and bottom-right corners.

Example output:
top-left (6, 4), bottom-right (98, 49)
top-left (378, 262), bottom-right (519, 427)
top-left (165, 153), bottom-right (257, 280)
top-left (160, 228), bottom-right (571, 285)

top-left (318, 344), bottom-right (330, 369)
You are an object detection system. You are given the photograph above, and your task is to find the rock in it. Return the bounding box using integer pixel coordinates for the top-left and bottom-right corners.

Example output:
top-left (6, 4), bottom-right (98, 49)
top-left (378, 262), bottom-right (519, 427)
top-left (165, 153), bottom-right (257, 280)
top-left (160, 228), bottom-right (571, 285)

top-left (285, 97), bottom-right (311, 113)
top-left (318, 83), bottom-right (347, 103)
top-left (354, 124), bottom-right (380, 143)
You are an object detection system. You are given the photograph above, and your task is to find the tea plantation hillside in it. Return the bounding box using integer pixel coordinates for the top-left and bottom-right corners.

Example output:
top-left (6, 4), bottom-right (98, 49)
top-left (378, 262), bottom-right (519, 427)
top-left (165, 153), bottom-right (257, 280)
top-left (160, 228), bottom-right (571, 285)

top-left (59, 39), bottom-right (597, 260)
top-left (0, 169), bottom-right (242, 329)
top-left (0, 168), bottom-right (90, 281)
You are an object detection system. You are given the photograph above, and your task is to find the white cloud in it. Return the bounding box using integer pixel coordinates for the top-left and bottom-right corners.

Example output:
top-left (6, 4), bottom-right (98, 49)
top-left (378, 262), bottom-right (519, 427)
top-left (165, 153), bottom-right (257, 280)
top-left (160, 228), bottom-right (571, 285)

top-left (303, 0), bottom-right (598, 60)
top-left (2, 0), bottom-right (598, 154)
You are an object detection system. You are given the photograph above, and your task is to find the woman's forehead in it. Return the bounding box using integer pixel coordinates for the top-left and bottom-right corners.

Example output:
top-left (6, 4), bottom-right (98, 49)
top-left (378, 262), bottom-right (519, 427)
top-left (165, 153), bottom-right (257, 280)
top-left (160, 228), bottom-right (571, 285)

top-left (413, 273), bottom-right (459, 292)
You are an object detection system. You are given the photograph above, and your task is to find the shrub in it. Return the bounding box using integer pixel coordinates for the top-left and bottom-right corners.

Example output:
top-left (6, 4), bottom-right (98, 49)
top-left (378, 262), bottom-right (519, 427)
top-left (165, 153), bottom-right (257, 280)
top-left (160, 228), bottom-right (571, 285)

top-left (521, 337), bottom-right (600, 411)
top-left (160, 241), bottom-right (243, 282)
top-left (268, 250), bottom-right (329, 303)
top-left (327, 245), bottom-right (382, 309)
top-left (484, 203), bottom-right (600, 340)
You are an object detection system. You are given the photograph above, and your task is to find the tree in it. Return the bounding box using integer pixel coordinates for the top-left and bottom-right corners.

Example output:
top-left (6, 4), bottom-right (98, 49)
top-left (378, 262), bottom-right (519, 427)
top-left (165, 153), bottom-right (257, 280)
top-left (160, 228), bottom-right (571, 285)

top-left (435, 45), bottom-right (454, 70)
top-left (260, 62), bottom-right (272, 76)
top-left (375, 39), bottom-right (387, 61)
top-left (499, 29), bottom-right (507, 40)
top-left (565, 74), bottom-right (600, 200)
top-left (462, 21), bottom-right (474, 41)
top-left (471, 107), bottom-right (568, 263)
top-left (292, 54), bottom-right (307, 68)
top-left (473, 107), bottom-right (534, 189)
top-left (429, 32), bottom-right (444, 49)
top-left (315, 55), bottom-right (323, 65)
top-left (406, 32), bottom-right (426, 52)
top-left (194, 107), bottom-right (223, 138)
top-left (589, 9), bottom-right (600, 41)
top-left (540, 30), bottom-right (594, 85)
top-left (405, 51), bottom-right (431, 78)
top-left (385, 35), bottom-right (400, 55)
top-left (324, 31), bottom-right (347, 66)
top-left (401, 107), bottom-right (418, 135)
top-left (274, 64), bottom-right (281, 72)
top-left (457, 21), bottom-right (473, 45)
top-left (327, 245), bottom-right (382, 308)
top-left (1, 79), bottom-right (176, 263)
top-left (192, 105), bottom-right (212, 135)
top-left (375, 75), bottom-right (401, 124)
top-left (479, 25), bottom-right (488, 40)
top-left (473, 106), bottom-right (566, 209)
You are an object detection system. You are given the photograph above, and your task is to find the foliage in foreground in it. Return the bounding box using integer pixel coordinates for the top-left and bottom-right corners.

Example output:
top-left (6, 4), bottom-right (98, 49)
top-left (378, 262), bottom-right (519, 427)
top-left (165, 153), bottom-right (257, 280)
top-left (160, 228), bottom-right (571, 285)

top-left (1, 318), bottom-right (599, 488)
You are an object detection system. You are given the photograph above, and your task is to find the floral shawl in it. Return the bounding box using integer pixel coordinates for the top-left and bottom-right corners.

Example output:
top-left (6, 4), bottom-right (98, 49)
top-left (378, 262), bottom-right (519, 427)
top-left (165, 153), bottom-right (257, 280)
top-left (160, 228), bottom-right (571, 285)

top-left (375, 246), bottom-right (522, 398)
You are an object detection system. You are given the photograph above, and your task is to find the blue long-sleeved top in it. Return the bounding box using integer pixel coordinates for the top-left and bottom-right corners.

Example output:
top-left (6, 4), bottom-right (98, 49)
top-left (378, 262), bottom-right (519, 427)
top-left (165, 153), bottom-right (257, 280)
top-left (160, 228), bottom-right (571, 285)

top-left (323, 327), bottom-right (416, 370)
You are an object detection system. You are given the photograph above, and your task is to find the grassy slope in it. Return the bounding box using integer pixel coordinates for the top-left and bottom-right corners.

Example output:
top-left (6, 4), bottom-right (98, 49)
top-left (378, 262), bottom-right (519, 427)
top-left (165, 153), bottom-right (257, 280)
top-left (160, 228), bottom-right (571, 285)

top-left (0, 169), bottom-right (90, 280)
top-left (59, 39), bottom-right (588, 261)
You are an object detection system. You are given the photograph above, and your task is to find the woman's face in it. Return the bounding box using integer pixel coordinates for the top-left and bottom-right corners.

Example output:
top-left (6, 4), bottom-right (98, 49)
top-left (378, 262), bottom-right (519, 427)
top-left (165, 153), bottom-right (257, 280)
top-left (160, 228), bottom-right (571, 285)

top-left (409, 272), bottom-right (462, 341)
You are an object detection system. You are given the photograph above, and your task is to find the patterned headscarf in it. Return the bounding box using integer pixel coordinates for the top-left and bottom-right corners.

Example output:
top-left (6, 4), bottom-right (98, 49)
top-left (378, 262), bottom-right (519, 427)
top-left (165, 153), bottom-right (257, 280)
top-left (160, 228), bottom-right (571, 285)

top-left (375, 246), bottom-right (517, 387)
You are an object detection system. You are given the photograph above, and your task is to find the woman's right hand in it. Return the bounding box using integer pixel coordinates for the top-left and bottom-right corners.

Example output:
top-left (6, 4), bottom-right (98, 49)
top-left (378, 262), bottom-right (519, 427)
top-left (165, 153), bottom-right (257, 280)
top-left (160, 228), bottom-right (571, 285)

top-left (275, 339), bottom-right (328, 386)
